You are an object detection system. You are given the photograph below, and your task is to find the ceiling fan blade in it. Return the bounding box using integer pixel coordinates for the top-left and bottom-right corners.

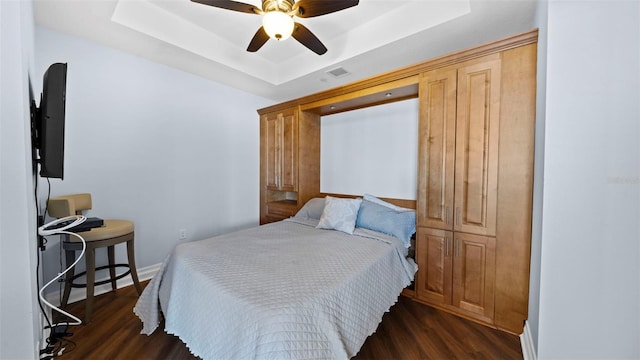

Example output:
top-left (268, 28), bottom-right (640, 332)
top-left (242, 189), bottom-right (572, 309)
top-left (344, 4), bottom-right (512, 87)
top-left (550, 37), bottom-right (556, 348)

top-left (293, 0), bottom-right (359, 18)
top-left (292, 22), bottom-right (327, 55)
top-left (190, 0), bottom-right (261, 14)
top-left (247, 27), bottom-right (270, 52)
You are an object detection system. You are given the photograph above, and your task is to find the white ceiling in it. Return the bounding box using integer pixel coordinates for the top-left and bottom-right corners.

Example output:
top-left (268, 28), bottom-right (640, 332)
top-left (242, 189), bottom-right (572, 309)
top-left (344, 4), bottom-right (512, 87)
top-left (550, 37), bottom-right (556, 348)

top-left (34, 0), bottom-right (538, 102)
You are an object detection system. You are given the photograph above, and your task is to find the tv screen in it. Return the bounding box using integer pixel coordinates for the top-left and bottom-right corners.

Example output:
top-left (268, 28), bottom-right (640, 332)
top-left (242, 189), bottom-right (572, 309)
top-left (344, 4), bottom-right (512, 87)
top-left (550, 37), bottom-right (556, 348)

top-left (33, 63), bottom-right (67, 179)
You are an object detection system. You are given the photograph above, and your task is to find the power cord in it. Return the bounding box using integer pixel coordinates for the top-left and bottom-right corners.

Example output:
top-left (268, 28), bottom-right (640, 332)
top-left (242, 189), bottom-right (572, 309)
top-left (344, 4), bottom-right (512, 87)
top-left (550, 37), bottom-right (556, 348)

top-left (40, 335), bottom-right (75, 360)
top-left (35, 177), bottom-right (53, 331)
top-left (38, 215), bottom-right (86, 358)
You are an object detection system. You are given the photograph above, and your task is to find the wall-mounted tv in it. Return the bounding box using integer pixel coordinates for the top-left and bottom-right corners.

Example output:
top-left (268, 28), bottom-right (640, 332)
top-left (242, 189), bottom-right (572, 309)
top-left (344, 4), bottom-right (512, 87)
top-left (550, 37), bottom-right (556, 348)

top-left (31, 63), bottom-right (67, 179)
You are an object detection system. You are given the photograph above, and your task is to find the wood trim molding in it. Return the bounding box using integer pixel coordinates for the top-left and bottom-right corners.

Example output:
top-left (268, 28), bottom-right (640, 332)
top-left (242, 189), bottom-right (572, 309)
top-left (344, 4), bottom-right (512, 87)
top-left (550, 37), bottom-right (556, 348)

top-left (300, 75), bottom-right (419, 116)
top-left (258, 29), bottom-right (538, 115)
top-left (319, 192), bottom-right (417, 210)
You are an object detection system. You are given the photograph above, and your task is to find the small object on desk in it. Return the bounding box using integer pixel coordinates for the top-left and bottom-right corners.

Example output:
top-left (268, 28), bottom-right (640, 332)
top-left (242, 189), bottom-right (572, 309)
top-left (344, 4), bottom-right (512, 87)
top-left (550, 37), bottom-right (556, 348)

top-left (47, 217), bottom-right (104, 232)
top-left (69, 217), bottom-right (104, 232)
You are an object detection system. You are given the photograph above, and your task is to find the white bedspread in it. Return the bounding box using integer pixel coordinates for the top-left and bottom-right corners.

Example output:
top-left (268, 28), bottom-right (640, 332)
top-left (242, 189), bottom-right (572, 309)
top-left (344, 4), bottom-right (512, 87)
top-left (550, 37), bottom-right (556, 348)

top-left (134, 218), bottom-right (417, 359)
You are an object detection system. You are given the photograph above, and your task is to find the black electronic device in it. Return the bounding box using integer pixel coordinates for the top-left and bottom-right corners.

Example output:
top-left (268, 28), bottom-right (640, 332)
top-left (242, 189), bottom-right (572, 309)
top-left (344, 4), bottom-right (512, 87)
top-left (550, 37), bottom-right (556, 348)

top-left (71, 217), bottom-right (104, 232)
top-left (31, 63), bottom-right (68, 179)
top-left (48, 217), bottom-right (104, 233)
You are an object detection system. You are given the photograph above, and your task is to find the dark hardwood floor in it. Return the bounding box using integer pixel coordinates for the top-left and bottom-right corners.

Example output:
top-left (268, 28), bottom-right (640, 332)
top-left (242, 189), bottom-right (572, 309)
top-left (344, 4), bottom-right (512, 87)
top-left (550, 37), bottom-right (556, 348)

top-left (52, 282), bottom-right (522, 359)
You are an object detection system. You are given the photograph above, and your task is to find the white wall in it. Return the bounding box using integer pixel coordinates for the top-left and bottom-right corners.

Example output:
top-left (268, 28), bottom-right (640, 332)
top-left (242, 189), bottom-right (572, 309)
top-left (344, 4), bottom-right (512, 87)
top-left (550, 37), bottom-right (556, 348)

top-left (34, 27), bottom-right (271, 290)
top-left (321, 99), bottom-right (419, 200)
top-left (0, 1), bottom-right (41, 358)
top-left (536, 1), bottom-right (640, 358)
top-left (527, 0), bottom-right (548, 353)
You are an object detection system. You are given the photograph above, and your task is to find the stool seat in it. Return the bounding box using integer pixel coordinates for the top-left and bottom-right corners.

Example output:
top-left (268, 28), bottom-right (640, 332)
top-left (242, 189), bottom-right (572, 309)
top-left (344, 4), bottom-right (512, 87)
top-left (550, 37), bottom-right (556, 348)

top-left (70, 220), bottom-right (134, 242)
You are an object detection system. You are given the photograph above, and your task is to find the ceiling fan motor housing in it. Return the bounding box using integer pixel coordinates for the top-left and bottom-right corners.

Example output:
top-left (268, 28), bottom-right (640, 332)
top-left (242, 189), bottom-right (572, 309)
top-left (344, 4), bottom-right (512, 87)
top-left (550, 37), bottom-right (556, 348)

top-left (262, 0), bottom-right (295, 13)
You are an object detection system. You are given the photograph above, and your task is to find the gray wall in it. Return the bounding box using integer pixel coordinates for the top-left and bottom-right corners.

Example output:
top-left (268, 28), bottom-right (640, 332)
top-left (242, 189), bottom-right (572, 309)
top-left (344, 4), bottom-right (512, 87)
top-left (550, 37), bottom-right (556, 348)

top-left (34, 27), bottom-right (271, 283)
top-left (527, 0), bottom-right (548, 352)
top-left (534, 1), bottom-right (640, 358)
top-left (0, 1), bottom-right (40, 359)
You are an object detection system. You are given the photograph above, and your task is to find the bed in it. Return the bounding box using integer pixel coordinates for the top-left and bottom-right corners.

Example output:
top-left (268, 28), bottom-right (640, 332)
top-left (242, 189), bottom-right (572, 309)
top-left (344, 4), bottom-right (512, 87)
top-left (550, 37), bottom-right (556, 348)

top-left (134, 195), bottom-right (417, 359)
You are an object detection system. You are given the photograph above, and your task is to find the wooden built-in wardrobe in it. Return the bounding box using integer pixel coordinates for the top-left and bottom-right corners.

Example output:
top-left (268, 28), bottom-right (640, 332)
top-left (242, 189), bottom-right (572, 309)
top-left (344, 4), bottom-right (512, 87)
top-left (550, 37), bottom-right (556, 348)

top-left (258, 29), bottom-right (537, 335)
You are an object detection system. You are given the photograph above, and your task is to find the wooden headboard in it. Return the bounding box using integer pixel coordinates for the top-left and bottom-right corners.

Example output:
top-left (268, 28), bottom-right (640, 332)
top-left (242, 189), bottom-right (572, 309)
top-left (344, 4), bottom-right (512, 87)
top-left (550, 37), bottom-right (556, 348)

top-left (319, 193), bottom-right (416, 210)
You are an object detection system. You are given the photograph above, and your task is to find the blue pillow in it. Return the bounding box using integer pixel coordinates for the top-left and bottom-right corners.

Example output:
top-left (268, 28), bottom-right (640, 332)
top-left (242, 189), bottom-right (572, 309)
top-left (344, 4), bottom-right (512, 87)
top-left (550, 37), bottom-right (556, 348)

top-left (363, 193), bottom-right (414, 212)
top-left (356, 200), bottom-right (416, 247)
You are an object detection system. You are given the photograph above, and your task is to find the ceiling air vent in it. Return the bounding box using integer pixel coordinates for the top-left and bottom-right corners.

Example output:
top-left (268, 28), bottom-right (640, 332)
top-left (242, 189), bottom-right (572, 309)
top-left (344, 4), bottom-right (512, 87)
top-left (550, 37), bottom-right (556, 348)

top-left (326, 67), bottom-right (351, 78)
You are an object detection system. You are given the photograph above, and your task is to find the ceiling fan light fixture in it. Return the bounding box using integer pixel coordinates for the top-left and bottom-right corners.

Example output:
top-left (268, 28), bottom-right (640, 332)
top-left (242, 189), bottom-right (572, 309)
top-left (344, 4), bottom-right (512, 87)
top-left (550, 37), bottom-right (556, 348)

top-left (192, 0), bottom-right (359, 54)
top-left (262, 11), bottom-right (294, 41)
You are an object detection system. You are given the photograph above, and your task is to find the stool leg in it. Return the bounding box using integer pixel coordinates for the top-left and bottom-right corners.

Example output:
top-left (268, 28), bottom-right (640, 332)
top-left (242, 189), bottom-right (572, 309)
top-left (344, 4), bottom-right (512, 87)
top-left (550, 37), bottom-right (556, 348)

top-left (126, 237), bottom-right (142, 295)
top-left (85, 245), bottom-right (96, 323)
top-left (61, 247), bottom-right (76, 309)
top-left (107, 245), bottom-right (117, 292)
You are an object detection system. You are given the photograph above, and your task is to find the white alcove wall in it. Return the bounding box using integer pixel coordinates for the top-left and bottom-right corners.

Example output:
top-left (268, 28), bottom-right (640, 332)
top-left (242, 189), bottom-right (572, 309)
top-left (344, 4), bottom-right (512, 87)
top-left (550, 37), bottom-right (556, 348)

top-left (320, 98), bottom-right (419, 200)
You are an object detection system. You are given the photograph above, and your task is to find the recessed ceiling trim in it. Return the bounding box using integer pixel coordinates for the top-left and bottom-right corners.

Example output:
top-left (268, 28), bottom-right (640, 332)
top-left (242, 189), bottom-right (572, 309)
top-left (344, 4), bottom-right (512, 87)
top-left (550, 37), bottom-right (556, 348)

top-left (34, 0), bottom-right (538, 101)
top-left (111, 0), bottom-right (279, 83)
top-left (273, 1), bottom-right (471, 83)
top-left (109, 0), bottom-right (470, 86)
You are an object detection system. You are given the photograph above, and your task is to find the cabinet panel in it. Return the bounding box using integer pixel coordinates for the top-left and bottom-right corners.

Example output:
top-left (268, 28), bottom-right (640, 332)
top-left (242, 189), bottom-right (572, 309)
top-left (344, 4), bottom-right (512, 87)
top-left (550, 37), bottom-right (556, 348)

top-left (418, 69), bottom-right (457, 230)
top-left (264, 201), bottom-right (297, 223)
top-left (280, 110), bottom-right (298, 191)
top-left (264, 113), bottom-right (279, 190)
top-left (494, 43), bottom-right (536, 333)
top-left (416, 227), bottom-right (453, 306)
top-left (260, 107), bottom-right (320, 225)
top-left (454, 59), bottom-right (501, 236)
top-left (452, 232), bottom-right (496, 322)
top-left (264, 109), bottom-right (298, 192)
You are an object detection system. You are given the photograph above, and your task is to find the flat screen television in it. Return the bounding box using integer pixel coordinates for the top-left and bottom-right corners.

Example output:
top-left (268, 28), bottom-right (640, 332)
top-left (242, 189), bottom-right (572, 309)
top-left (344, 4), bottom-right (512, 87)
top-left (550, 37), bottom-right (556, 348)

top-left (31, 63), bottom-right (67, 179)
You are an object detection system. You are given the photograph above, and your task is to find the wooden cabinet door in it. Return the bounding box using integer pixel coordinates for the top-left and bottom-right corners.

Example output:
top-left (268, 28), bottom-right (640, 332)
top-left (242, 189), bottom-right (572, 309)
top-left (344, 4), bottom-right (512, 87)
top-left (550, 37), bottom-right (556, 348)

top-left (416, 227), bottom-right (453, 306)
top-left (452, 232), bottom-right (496, 323)
top-left (454, 57), bottom-right (501, 236)
top-left (263, 109), bottom-right (298, 192)
top-left (264, 112), bottom-right (280, 191)
top-left (418, 68), bottom-right (457, 230)
top-left (279, 109), bottom-right (298, 192)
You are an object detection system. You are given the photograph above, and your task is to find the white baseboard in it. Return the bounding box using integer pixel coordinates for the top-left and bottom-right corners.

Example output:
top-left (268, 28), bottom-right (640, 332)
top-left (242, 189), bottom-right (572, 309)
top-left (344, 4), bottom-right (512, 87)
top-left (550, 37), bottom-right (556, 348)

top-left (520, 320), bottom-right (537, 360)
top-left (44, 263), bottom-right (161, 306)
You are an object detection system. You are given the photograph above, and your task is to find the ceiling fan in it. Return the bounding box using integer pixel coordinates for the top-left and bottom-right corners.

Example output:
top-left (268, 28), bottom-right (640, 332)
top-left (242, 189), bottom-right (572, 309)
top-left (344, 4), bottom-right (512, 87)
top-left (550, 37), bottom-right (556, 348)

top-left (190, 0), bottom-right (360, 55)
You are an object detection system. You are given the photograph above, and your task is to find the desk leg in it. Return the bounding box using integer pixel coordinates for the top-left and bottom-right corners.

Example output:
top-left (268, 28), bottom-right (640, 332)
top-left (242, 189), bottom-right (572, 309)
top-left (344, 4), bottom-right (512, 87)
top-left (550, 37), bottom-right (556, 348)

top-left (126, 238), bottom-right (142, 295)
top-left (107, 245), bottom-right (117, 292)
top-left (85, 247), bottom-right (95, 323)
top-left (61, 247), bottom-right (75, 309)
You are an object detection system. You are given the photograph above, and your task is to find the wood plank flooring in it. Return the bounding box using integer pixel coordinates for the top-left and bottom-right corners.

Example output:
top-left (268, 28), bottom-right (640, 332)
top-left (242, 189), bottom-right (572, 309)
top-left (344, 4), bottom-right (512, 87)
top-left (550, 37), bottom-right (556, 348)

top-left (52, 282), bottom-right (522, 359)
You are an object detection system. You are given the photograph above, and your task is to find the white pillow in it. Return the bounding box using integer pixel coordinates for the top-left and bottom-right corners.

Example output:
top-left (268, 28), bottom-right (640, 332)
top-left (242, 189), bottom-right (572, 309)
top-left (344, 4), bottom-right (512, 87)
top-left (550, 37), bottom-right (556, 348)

top-left (316, 196), bottom-right (362, 234)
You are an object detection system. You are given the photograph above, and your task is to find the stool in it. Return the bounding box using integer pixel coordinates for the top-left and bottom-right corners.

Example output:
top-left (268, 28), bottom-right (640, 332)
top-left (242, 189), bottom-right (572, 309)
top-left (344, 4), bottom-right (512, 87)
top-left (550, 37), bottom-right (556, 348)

top-left (48, 193), bottom-right (142, 323)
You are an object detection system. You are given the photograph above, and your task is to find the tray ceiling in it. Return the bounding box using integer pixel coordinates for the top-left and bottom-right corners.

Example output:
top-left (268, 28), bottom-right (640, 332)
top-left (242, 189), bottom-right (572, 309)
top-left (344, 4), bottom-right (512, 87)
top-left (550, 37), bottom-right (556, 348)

top-left (34, 0), bottom-right (537, 101)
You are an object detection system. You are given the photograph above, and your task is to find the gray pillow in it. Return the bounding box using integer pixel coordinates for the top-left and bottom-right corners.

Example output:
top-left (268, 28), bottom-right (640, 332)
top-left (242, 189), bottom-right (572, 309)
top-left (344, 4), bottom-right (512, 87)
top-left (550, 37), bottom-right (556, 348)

top-left (293, 197), bottom-right (326, 220)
